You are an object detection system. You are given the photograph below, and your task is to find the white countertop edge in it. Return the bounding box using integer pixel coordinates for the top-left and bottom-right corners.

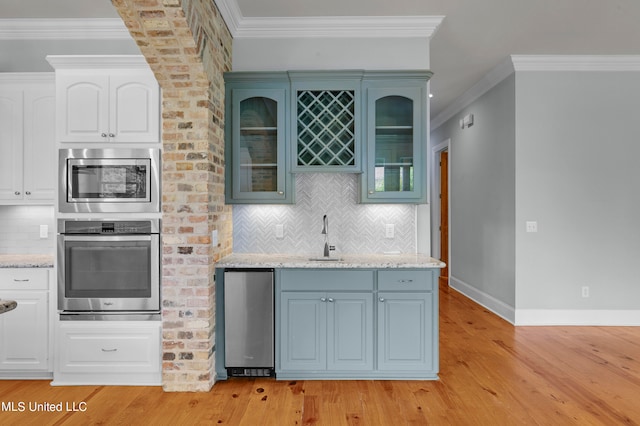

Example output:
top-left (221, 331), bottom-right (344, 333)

top-left (215, 253), bottom-right (446, 269)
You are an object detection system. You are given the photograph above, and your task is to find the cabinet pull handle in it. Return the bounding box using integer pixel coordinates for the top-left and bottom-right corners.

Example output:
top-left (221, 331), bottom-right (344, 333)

top-left (327, 298), bottom-right (334, 303)
top-left (101, 348), bottom-right (118, 352)
top-left (13, 279), bottom-right (30, 282)
top-left (101, 133), bottom-right (108, 137)
top-left (398, 279), bottom-right (414, 283)
top-left (14, 191), bottom-right (20, 196)
top-left (379, 297), bottom-right (385, 302)
top-left (320, 297), bottom-right (327, 302)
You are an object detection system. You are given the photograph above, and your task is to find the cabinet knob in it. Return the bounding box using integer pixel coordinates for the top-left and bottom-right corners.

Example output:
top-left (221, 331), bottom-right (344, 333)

top-left (25, 191), bottom-right (31, 195)
top-left (101, 133), bottom-right (108, 138)
top-left (14, 191), bottom-right (20, 196)
top-left (278, 191), bottom-right (284, 195)
top-left (320, 297), bottom-right (327, 302)
top-left (327, 298), bottom-right (335, 303)
top-left (368, 190), bottom-right (374, 195)
top-left (379, 297), bottom-right (386, 302)
top-left (108, 133), bottom-right (116, 138)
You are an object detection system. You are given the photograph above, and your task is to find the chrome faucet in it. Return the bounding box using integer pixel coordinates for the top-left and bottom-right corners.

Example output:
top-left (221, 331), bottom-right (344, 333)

top-left (321, 215), bottom-right (331, 257)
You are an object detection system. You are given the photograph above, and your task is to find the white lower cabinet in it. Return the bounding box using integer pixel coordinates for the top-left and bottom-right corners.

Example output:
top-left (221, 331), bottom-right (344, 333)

top-left (0, 269), bottom-right (51, 377)
top-left (53, 321), bottom-right (162, 386)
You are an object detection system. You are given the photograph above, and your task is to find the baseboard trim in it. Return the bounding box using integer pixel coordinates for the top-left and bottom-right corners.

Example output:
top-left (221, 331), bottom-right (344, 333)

top-left (449, 275), bottom-right (640, 326)
top-left (449, 276), bottom-right (516, 324)
top-left (515, 309), bottom-right (640, 326)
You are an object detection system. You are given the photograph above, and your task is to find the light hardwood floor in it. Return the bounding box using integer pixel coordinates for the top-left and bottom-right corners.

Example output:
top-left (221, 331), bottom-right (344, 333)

top-left (1, 286), bottom-right (639, 425)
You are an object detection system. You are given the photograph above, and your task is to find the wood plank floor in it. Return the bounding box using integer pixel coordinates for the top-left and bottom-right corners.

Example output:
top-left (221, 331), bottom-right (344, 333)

top-left (1, 286), bottom-right (639, 425)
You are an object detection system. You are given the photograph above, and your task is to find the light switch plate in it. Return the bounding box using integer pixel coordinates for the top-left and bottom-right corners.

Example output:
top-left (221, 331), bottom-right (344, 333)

top-left (211, 230), bottom-right (218, 246)
top-left (385, 224), bottom-right (395, 239)
top-left (275, 224), bottom-right (284, 239)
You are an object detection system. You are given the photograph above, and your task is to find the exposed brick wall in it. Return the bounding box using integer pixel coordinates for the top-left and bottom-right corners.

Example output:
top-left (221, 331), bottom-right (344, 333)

top-left (111, 0), bottom-right (232, 392)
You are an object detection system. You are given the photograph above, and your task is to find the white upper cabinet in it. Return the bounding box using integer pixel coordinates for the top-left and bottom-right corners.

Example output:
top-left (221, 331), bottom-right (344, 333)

top-left (0, 74), bottom-right (55, 203)
top-left (47, 56), bottom-right (160, 144)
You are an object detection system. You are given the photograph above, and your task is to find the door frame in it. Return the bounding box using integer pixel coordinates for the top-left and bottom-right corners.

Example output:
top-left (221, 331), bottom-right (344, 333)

top-left (431, 139), bottom-right (450, 282)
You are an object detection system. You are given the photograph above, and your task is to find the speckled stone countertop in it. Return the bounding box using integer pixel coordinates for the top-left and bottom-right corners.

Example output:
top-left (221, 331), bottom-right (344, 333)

top-left (0, 254), bottom-right (55, 268)
top-left (0, 299), bottom-right (18, 314)
top-left (216, 253), bottom-right (445, 269)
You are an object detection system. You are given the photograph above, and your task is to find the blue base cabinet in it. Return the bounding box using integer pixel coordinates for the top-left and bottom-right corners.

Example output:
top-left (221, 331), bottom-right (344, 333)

top-left (276, 268), bottom-right (438, 380)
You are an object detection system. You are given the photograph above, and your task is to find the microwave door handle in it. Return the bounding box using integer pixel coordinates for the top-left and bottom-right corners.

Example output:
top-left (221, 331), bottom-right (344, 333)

top-left (62, 235), bottom-right (152, 242)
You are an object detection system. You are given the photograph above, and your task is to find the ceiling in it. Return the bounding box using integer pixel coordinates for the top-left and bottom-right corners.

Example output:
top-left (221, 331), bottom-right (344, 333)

top-left (2, 0), bottom-right (640, 120)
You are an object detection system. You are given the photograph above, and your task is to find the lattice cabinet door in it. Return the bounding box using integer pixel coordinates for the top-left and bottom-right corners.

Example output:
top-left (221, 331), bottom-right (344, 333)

top-left (292, 80), bottom-right (362, 173)
top-left (225, 87), bottom-right (292, 204)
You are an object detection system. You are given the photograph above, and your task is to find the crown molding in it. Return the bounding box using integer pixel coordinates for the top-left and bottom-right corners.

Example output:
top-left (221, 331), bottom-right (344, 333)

top-left (431, 57), bottom-right (515, 130)
top-left (511, 55), bottom-right (640, 71)
top-left (214, 0), bottom-right (443, 39)
top-left (432, 54), bottom-right (640, 130)
top-left (0, 18), bottom-right (130, 40)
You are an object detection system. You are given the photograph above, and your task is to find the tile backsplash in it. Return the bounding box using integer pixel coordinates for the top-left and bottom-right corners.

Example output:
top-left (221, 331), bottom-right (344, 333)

top-left (233, 173), bottom-right (416, 255)
top-left (0, 205), bottom-right (55, 254)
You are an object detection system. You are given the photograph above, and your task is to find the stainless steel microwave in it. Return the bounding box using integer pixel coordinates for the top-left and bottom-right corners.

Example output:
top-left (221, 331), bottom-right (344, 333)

top-left (59, 148), bottom-right (161, 213)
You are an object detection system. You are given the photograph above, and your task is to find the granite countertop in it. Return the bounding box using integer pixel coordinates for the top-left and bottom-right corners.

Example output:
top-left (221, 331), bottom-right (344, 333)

top-left (216, 253), bottom-right (445, 269)
top-left (0, 299), bottom-right (18, 314)
top-left (0, 254), bottom-right (55, 268)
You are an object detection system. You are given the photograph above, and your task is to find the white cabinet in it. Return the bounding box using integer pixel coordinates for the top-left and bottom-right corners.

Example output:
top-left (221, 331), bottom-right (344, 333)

top-left (47, 55), bottom-right (160, 144)
top-left (53, 320), bottom-right (162, 386)
top-left (0, 269), bottom-right (51, 375)
top-left (0, 74), bottom-right (56, 203)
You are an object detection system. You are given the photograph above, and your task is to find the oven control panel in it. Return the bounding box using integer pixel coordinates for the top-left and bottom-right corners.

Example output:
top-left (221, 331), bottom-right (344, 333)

top-left (58, 219), bottom-right (159, 235)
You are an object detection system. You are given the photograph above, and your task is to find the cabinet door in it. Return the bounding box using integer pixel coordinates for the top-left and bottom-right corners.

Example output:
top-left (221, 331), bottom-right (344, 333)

top-left (0, 290), bottom-right (49, 370)
top-left (227, 88), bottom-right (290, 203)
top-left (23, 87), bottom-right (56, 201)
top-left (327, 292), bottom-right (373, 371)
top-left (377, 292), bottom-right (434, 371)
top-left (56, 74), bottom-right (110, 143)
top-left (280, 292), bottom-right (326, 371)
top-left (0, 90), bottom-right (24, 201)
top-left (109, 73), bottom-right (160, 143)
top-left (362, 87), bottom-right (426, 203)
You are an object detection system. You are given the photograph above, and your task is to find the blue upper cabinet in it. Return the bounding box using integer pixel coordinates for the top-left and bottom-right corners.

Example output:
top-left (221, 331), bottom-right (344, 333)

top-left (289, 71), bottom-right (363, 173)
top-left (224, 73), bottom-right (294, 204)
top-left (360, 72), bottom-right (432, 204)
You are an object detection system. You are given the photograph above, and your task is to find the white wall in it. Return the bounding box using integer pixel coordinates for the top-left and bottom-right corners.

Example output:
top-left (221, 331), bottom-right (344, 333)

top-left (432, 75), bottom-right (517, 320)
top-left (515, 71), bottom-right (640, 321)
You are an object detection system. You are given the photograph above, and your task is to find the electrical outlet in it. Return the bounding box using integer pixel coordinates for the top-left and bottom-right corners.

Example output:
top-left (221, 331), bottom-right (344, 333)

top-left (39, 225), bottom-right (48, 239)
top-left (211, 230), bottom-right (218, 246)
top-left (526, 221), bottom-right (538, 233)
top-left (385, 224), bottom-right (395, 239)
top-left (275, 224), bottom-right (284, 239)
top-left (581, 286), bottom-right (589, 298)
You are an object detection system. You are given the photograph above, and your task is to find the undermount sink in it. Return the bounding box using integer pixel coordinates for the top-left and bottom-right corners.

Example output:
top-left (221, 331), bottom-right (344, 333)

top-left (308, 257), bottom-right (344, 262)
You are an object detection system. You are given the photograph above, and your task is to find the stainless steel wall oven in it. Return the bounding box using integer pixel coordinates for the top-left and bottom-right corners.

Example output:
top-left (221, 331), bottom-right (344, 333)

top-left (59, 148), bottom-right (160, 214)
top-left (57, 219), bottom-right (161, 318)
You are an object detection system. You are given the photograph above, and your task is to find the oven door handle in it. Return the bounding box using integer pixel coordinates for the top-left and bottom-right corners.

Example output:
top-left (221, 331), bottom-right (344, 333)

top-left (62, 235), bottom-right (153, 242)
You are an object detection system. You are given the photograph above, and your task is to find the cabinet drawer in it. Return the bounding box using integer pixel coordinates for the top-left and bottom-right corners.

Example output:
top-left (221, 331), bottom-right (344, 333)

top-left (0, 269), bottom-right (49, 290)
top-left (280, 269), bottom-right (374, 291)
top-left (57, 322), bottom-right (161, 374)
top-left (377, 270), bottom-right (433, 292)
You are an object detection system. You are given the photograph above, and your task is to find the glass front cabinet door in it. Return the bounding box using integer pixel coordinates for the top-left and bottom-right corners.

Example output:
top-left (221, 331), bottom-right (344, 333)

top-left (361, 74), bottom-right (431, 203)
top-left (225, 82), bottom-right (292, 204)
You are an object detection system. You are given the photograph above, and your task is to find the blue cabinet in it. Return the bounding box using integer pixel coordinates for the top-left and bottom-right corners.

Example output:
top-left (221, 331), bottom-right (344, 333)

top-left (361, 72), bottom-right (432, 203)
top-left (224, 73), bottom-right (294, 204)
top-left (276, 268), bottom-right (438, 380)
top-left (280, 291), bottom-right (373, 373)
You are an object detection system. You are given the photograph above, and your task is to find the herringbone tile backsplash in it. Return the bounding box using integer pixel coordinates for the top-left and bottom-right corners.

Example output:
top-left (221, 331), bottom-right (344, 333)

top-left (233, 174), bottom-right (416, 255)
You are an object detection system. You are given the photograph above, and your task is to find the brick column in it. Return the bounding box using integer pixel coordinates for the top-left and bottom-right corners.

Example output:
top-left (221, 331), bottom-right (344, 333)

top-left (111, 0), bottom-right (232, 392)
